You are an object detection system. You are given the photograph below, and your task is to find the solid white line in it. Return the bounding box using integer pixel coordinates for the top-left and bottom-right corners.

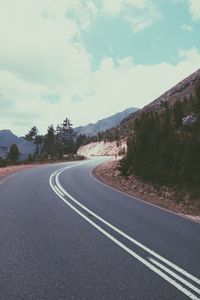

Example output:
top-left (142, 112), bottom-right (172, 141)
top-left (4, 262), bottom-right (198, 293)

top-left (49, 172), bottom-right (199, 300)
top-left (54, 167), bottom-right (200, 287)
top-left (53, 185), bottom-right (65, 197)
top-left (149, 258), bottom-right (200, 296)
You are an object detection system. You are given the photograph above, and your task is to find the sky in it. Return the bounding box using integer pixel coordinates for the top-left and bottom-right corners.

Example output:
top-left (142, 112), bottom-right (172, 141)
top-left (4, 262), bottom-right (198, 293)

top-left (0, 0), bottom-right (200, 135)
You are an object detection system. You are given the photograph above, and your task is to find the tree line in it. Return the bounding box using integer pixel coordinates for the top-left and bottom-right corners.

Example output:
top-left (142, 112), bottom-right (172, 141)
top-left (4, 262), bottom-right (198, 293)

top-left (0, 117), bottom-right (84, 165)
top-left (119, 83), bottom-right (200, 189)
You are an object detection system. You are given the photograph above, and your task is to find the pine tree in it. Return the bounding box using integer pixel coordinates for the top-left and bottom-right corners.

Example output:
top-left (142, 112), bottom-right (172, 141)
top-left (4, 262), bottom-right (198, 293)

top-left (62, 118), bottom-right (73, 139)
top-left (61, 117), bottom-right (75, 154)
top-left (7, 144), bottom-right (20, 162)
top-left (34, 135), bottom-right (43, 156)
top-left (24, 126), bottom-right (38, 141)
top-left (119, 93), bottom-right (200, 188)
top-left (173, 100), bottom-right (183, 128)
top-left (43, 125), bottom-right (56, 157)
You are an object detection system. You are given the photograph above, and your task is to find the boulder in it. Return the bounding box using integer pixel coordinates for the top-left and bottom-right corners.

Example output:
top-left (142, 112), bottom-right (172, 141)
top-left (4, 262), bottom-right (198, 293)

top-left (182, 114), bottom-right (198, 127)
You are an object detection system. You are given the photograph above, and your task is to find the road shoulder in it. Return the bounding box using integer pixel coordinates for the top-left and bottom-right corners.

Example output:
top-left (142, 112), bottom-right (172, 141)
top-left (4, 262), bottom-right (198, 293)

top-left (0, 164), bottom-right (40, 184)
top-left (92, 160), bottom-right (200, 223)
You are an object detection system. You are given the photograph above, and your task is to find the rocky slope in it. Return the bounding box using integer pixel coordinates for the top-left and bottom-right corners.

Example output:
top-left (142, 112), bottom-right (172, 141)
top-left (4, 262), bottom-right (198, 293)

top-left (77, 68), bottom-right (200, 157)
top-left (121, 68), bottom-right (200, 130)
top-left (146, 68), bottom-right (200, 110)
top-left (93, 161), bottom-right (200, 220)
top-left (77, 140), bottom-right (127, 157)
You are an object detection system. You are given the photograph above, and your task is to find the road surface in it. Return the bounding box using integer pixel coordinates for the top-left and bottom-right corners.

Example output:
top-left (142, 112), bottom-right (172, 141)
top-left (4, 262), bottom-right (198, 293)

top-left (0, 157), bottom-right (199, 299)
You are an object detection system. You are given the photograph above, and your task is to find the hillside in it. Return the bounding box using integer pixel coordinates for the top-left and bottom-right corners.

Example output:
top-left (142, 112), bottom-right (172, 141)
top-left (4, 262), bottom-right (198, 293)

top-left (76, 69), bottom-right (200, 156)
top-left (119, 68), bottom-right (200, 135)
top-left (92, 68), bottom-right (200, 216)
top-left (75, 107), bottom-right (138, 137)
top-left (0, 130), bottom-right (36, 160)
top-left (119, 68), bottom-right (200, 189)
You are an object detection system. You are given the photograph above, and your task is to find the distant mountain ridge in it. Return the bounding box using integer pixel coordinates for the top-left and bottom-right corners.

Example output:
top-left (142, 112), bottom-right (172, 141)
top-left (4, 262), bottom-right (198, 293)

top-left (0, 130), bottom-right (36, 160)
top-left (74, 107), bottom-right (139, 137)
top-left (0, 108), bottom-right (138, 160)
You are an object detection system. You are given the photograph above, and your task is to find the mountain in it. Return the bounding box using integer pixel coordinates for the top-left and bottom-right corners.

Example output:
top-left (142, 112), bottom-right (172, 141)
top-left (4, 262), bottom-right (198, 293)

top-left (0, 130), bottom-right (36, 160)
top-left (118, 68), bottom-right (200, 135)
top-left (79, 69), bottom-right (200, 153)
top-left (74, 107), bottom-right (139, 137)
top-left (119, 68), bottom-right (200, 188)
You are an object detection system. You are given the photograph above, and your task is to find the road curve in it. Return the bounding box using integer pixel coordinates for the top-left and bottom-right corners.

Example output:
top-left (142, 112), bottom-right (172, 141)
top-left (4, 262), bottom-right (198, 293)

top-left (0, 157), bottom-right (199, 300)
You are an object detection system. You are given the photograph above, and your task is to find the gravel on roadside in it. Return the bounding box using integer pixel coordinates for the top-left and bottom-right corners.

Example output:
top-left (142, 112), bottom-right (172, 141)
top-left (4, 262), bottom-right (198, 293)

top-left (92, 160), bottom-right (200, 222)
top-left (0, 164), bottom-right (39, 182)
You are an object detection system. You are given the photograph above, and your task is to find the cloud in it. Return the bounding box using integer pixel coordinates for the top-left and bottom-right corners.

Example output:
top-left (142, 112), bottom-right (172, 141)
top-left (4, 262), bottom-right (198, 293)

top-left (181, 24), bottom-right (193, 31)
top-left (101, 0), bottom-right (153, 14)
top-left (78, 47), bottom-right (200, 121)
top-left (1, 44), bottom-right (200, 135)
top-left (128, 16), bottom-right (154, 32)
top-left (0, 0), bottom-right (199, 135)
top-left (179, 47), bottom-right (200, 61)
top-left (101, 0), bottom-right (161, 32)
top-left (0, 1), bottom-right (91, 134)
top-left (188, 0), bottom-right (200, 19)
top-left (0, 1), bottom-right (93, 87)
top-left (42, 94), bottom-right (61, 104)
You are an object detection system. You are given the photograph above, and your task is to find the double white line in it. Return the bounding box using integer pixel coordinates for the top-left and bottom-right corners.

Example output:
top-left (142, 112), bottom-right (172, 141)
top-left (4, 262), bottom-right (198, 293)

top-left (49, 163), bottom-right (200, 300)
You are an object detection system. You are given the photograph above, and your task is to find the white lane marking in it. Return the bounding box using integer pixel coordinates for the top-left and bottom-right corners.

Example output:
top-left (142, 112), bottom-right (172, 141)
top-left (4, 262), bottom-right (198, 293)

top-left (54, 167), bottom-right (200, 287)
top-left (49, 171), bottom-right (199, 300)
top-left (53, 185), bottom-right (65, 197)
top-left (149, 258), bottom-right (200, 296)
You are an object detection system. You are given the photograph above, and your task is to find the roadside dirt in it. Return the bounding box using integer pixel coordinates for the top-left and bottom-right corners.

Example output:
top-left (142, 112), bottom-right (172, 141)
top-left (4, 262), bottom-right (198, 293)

top-left (0, 158), bottom-right (84, 183)
top-left (93, 160), bottom-right (200, 222)
top-left (0, 164), bottom-right (39, 182)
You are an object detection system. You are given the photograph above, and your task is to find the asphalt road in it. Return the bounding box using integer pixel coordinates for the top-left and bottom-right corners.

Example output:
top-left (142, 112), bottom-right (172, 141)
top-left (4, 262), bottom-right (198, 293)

top-left (0, 157), bottom-right (199, 300)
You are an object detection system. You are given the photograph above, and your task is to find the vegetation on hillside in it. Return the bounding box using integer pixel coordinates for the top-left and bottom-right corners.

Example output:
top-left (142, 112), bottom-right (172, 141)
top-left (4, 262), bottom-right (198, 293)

top-left (7, 144), bottom-right (20, 163)
top-left (119, 82), bottom-right (200, 190)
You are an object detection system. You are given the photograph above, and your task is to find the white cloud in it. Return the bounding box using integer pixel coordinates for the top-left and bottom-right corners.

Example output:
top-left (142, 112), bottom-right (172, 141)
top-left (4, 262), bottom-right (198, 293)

top-left (0, 0), bottom-right (95, 89)
top-left (101, 0), bottom-right (161, 32)
top-left (0, 0), bottom-right (95, 133)
top-left (77, 48), bottom-right (200, 124)
top-left (128, 16), bottom-right (153, 32)
top-left (0, 0), bottom-right (199, 135)
top-left (171, 0), bottom-right (185, 3)
top-left (179, 47), bottom-right (200, 61)
top-left (101, 0), bottom-right (152, 14)
top-left (1, 44), bottom-right (200, 135)
top-left (181, 24), bottom-right (193, 31)
top-left (188, 0), bottom-right (200, 19)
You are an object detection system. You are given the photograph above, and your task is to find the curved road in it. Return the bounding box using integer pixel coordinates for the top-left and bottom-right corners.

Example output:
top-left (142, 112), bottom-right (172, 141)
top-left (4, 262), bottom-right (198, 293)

top-left (0, 157), bottom-right (199, 299)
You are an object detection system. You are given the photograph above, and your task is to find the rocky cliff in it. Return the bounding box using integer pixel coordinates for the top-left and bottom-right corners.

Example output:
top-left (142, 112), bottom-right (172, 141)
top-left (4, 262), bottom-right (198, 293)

top-left (77, 140), bottom-right (127, 158)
